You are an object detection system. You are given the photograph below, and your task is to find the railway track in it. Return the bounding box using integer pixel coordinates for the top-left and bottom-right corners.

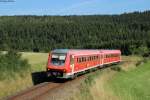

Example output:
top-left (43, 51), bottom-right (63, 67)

top-left (7, 82), bottom-right (61, 100)
top-left (6, 75), bottom-right (85, 100)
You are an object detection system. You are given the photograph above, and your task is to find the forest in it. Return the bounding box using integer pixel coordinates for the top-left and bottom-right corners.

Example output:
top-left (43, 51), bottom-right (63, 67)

top-left (0, 11), bottom-right (150, 55)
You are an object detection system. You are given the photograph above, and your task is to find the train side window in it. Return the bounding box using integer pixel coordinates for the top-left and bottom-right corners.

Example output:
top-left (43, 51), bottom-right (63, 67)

top-left (84, 57), bottom-right (86, 62)
top-left (88, 56), bottom-right (90, 61)
top-left (80, 57), bottom-right (82, 63)
top-left (78, 58), bottom-right (80, 63)
top-left (82, 57), bottom-right (84, 62)
top-left (113, 54), bottom-right (115, 57)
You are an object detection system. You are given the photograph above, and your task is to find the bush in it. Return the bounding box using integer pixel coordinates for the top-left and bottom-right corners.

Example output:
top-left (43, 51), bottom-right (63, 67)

top-left (0, 50), bottom-right (31, 80)
top-left (129, 45), bottom-right (150, 57)
top-left (111, 65), bottom-right (122, 72)
top-left (136, 57), bottom-right (149, 67)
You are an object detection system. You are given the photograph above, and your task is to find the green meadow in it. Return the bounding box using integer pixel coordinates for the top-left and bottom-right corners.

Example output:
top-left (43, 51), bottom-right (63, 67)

top-left (108, 60), bottom-right (150, 100)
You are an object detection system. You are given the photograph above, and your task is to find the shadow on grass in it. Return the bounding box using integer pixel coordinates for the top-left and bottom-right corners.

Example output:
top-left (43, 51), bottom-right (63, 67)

top-left (31, 71), bottom-right (68, 85)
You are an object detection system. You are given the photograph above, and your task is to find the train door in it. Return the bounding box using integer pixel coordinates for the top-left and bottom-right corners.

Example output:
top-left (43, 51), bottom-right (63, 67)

top-left (100, 54), bottom-right (102, 65)
top-left (70, 55), bottom-right (75, 75)
top-left (102, 53), bottom-right (104, 65)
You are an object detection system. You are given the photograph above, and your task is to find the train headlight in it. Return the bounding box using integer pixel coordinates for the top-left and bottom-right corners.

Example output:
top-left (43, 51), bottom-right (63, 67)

top-left (63, 69), bottom-right (66, 73)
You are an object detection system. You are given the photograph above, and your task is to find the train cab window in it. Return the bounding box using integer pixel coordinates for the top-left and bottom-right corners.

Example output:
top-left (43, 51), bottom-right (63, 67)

top-left (51, 54), bottom-right (66, 66)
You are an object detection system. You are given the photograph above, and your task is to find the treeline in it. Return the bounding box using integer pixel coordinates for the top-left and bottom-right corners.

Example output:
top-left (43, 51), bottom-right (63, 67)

top-left (0, 11), bottom-right (150, 55)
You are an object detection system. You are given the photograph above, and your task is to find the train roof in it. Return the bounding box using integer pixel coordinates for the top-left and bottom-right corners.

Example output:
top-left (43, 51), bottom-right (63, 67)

top-left (51, 49), bottom-right (121, 55)
top-left (51, 49), bottom-right (69, 54)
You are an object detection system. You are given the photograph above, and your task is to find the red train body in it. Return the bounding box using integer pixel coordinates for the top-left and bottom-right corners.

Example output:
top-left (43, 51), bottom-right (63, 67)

top-left (47, 49), bottom-right (121, 79)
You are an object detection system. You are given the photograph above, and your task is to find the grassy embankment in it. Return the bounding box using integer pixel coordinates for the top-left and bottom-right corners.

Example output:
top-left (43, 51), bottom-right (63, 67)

top-left (1, 53), bottom-right (149, 100)
top-left (72, 56), bottom-right (150, 100)
top-left (0, 52), bottom-right (48, 99)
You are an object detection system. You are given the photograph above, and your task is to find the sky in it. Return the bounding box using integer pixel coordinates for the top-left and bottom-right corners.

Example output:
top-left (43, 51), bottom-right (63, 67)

top-left (0, 0), bottom-right (150, 15)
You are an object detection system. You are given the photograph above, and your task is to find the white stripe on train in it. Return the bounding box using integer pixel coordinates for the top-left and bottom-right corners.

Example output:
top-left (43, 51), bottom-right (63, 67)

top-left (62, 60), bottom-right (121, 78)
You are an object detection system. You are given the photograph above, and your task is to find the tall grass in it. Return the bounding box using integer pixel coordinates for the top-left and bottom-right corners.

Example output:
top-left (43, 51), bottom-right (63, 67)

top-left (0, 52), bottom-right (48, 99)
top-left (0, 51), bottom-right (30, 80)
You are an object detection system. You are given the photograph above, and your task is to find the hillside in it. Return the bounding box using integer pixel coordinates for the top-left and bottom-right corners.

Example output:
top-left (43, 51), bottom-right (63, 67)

top-left (72, 56), bottom-right (150, 100)
top-left (0, 11), bottom-right (150, 54)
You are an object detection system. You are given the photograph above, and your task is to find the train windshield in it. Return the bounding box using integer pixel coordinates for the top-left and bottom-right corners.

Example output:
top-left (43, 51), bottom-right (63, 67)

top-left (51, 54), bottom-right (66, 66)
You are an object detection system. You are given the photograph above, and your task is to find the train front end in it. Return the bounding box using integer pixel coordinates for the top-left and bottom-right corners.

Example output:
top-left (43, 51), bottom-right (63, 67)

top-left (46, 49), bottom-right (71, 78)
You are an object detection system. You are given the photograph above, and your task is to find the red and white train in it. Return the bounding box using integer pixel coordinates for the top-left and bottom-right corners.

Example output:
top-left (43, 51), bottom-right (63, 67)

top-left (47, 49), bottom-right (121, 79)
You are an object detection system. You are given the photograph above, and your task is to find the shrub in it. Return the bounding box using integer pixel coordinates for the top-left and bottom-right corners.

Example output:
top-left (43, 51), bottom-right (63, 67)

top-left (0, 50), bottom-right (30, 80)
top-left (111, 65), bottom-right (122, 72)
top-left (129, 45), bottom-right (149, 57)
top-left (136, 57), bottom-right (149, 67)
